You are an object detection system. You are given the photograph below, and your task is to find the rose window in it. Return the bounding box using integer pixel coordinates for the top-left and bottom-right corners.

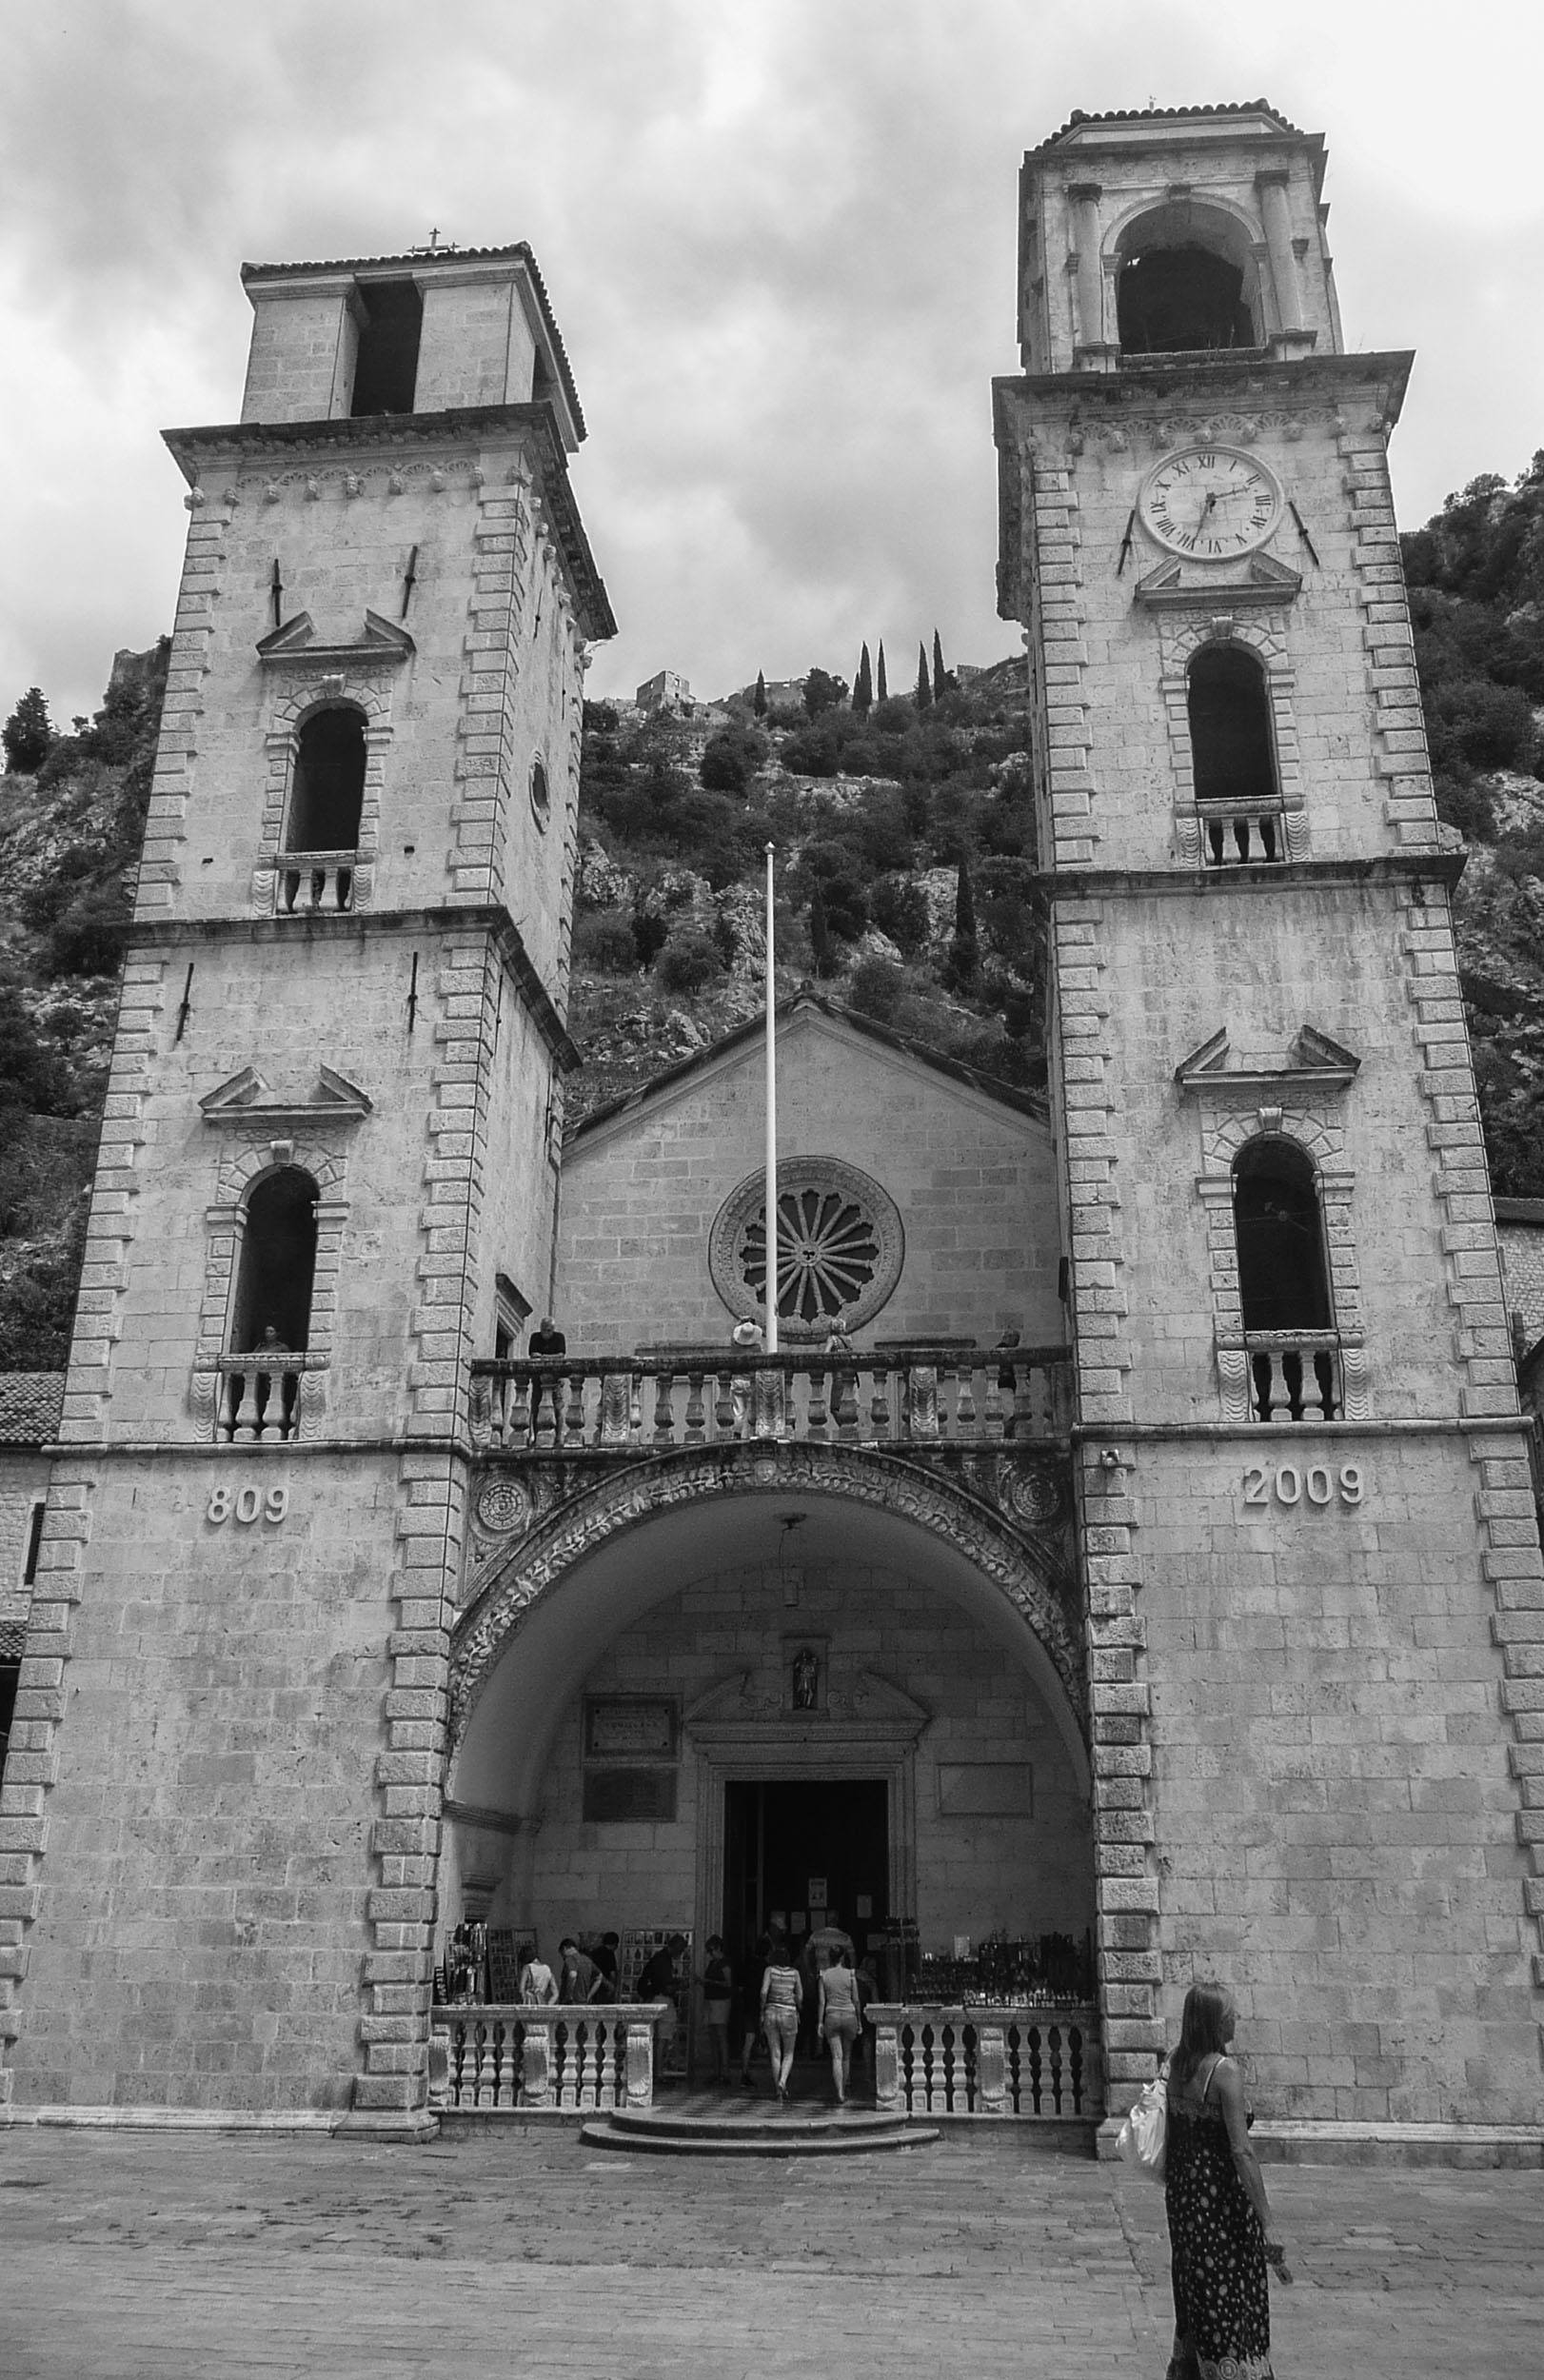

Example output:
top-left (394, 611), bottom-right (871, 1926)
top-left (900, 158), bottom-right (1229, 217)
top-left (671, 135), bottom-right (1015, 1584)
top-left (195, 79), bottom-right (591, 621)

top-left (708, 1159), bottom-right (903, 1340)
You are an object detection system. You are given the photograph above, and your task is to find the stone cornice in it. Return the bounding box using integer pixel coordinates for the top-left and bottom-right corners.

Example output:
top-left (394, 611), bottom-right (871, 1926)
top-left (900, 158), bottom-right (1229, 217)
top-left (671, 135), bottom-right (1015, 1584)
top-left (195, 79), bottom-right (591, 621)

top-left (1041, 850), bottom-right (1465, 900)
top-left (993, 348), bottom-right (1415, 443)
top-left (163, 405), bottom-right (616, 644)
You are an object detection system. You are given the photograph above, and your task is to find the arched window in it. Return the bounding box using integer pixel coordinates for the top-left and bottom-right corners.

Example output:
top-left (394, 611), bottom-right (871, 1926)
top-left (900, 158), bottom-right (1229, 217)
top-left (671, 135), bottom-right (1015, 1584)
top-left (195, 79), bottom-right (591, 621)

top-left (1234, 1140), bottom-right (1330, 1331)
top-left (287, 708), bottom-right (366, 855)
top-left (1234, 1139), bottom-right (1337, 1420)
top-left (1118, 243), bottom-right (1255, 355)
top-left (1187, 645), bottom-right (1281, 863)
top-left (1114, 200), bottom-right (1261, 360)
top-left (231, 1167), bottom-right (319, 1355)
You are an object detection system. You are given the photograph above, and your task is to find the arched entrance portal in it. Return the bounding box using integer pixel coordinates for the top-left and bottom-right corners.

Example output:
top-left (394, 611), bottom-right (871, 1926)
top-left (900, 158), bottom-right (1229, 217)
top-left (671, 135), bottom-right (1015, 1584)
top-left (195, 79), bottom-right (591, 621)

top-left (446, 1451), bottom-right (1092, 2018)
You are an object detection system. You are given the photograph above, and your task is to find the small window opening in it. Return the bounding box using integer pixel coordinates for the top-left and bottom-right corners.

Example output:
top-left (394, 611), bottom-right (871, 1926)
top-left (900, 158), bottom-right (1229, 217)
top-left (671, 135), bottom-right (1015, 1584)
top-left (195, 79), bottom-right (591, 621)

top-left (287, 707), bottom-right (366, 854)
top-left (494, 1272), bottom-right (532, 1362)
top-left (22, 1500), bottom-right (45, 1586)
top-left (1233, 1140), bottom-right (1331, 1334)
top-left (351, 278), bottom-right (423, 416)
top-left (1118, 245), bottom-right (1255, 355)
top-left (1188, 645), bottom-right (1277, 807)
top-left (231, 1166), bottom-right (319, 1355)
top-left (0, 1660), bottom-right (18, 1781)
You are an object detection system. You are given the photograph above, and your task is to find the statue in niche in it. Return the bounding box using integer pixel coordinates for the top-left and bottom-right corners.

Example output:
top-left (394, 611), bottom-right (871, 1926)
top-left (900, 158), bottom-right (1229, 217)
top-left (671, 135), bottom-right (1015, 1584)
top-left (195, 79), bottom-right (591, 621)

top-left (792, 1647), bottom-right (820, 1711)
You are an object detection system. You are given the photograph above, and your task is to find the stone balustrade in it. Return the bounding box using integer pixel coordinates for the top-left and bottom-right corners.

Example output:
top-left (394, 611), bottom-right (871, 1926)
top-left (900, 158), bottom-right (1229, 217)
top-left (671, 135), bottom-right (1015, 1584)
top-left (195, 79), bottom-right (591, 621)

top-left (213, 1353), bottom-right (324, 1443)
top-left (470, 1343), bottom-right (1072, 1454)
top-left (869, 2002), bottom-right (1100, 2121)
top-left (1245, 1331), bottom-right (1342, 1422)
top-left (428, 2004), bottom-right (666, 2113)
top-left (273, 850), bottom-right (356, 915)
top-left (1198, 800), bottom-right (1286, 866)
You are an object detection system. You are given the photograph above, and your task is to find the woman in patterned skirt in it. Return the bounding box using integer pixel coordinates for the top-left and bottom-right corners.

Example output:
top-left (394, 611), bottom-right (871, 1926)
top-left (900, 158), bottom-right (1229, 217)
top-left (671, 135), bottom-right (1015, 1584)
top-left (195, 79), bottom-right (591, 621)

top-left (1164, 1981), bottom-right (1290, 2380)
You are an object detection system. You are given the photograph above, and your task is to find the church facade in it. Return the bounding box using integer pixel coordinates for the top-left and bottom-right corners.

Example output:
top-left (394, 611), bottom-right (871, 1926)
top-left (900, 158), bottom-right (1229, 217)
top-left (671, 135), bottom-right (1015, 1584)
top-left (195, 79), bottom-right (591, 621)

top-left (1, 104), bottom-right (1541, 2149)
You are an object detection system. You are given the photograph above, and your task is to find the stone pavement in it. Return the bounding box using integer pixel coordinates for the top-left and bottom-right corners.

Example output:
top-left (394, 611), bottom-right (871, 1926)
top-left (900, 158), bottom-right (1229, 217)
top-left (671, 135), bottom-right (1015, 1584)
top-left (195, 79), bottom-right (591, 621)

top-left (2, 2117), bottom-right (1541, 2379)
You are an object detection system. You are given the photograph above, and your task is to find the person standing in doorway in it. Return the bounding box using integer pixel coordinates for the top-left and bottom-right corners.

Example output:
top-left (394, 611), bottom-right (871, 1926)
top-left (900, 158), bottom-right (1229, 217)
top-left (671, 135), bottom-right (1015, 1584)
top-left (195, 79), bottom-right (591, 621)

top-left (760, 1934), bottom-right (802, 2103)
top-left (698, 1935), bottom-right (734, 2085)
top-left (817, 1947), bottom-right (862, 2105)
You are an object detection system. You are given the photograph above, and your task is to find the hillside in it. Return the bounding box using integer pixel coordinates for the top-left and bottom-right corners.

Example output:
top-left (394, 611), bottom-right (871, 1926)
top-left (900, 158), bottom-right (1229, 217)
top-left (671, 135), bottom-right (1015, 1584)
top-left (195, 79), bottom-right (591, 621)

top-left (1, 454), bottom-right (1542, 1366)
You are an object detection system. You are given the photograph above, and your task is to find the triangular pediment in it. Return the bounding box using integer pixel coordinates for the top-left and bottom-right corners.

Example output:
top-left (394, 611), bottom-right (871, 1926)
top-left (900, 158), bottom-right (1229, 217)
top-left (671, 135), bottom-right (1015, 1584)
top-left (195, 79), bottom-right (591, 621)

top-left (1134, 551), bottom-right (1302, 609)
top-left (1175, 1022), bottom-right (1360, 1097)
top-left (256, 608), bottom-right (414, 664)
top-left (201, 1064), bottom-right (373, 1126)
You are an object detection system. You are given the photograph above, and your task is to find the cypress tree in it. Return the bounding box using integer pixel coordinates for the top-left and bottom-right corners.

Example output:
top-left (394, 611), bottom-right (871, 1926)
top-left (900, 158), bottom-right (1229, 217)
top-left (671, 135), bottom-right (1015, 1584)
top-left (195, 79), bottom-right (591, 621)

top-left (810, 880), bottom-right (837, 978)
top-left (876, 643), bottom-right (888, 704)
top-left (853, 643), bottom-right (873, 716)
top-left (753, 669), bottom-right (767, 718)
top-left (915, 642), bottom-right (933, 709)
top-left (932, 629), bottom-right (948, 701)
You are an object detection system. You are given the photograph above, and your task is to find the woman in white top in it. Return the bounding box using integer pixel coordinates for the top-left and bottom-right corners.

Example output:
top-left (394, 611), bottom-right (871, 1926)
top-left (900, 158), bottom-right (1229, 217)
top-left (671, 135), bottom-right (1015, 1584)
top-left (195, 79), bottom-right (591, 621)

top-left (518, 1940), bottom-right (558, 2006)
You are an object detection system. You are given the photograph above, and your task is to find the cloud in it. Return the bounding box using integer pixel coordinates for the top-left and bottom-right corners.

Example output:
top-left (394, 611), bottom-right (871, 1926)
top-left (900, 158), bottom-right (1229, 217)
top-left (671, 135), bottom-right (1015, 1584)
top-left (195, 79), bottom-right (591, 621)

top-left (1, 0), bottom-right (1540, 722)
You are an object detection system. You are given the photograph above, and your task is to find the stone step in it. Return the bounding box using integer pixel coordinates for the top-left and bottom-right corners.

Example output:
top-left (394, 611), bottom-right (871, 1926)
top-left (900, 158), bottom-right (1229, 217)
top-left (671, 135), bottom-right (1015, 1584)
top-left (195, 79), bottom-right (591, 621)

top-left (580, 2105), bottom-right (938, 2157)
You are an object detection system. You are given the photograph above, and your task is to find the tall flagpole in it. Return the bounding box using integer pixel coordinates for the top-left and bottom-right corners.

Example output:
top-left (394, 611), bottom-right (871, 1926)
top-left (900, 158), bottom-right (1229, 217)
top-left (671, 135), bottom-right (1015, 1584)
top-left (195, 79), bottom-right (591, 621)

top-left (764, 842), bottom-right (779, 1355)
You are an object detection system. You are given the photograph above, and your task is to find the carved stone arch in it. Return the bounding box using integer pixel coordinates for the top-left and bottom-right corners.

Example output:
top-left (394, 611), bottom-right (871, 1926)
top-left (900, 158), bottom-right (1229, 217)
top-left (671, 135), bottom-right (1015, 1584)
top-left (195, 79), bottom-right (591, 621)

top-left (189, 1132), bottom-right (351, 1433)
top-left (1158, 608), bottom-right (1304, 863)
top-left (1103, 191), bottom-right (1271, 352)
top-left (448, 1444), bottom-right (1089, 1770)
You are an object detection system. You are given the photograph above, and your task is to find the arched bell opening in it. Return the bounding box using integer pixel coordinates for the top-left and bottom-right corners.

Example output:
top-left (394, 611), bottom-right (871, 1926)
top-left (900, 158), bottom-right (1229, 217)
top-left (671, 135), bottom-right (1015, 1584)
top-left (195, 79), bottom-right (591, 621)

top-left (1115, 199), bottom-right (1262, 356)
top-left (443, 1465), bottom-right (1094, 2011)
top-left (1233, 1137), bottom-right (1332, 1335)
top-left (1188, 644), bottom-right (1278, 803)
top-left (286, 705), bottom-right (367, 855)
top-left (229, 1164), bottom-right (318, 1355)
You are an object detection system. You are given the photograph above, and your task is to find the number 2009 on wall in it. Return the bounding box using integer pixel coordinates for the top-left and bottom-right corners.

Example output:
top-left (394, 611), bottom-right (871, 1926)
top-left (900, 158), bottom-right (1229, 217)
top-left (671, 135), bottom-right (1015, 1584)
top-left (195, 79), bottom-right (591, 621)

top-left (1242, 1462), bottom-right (1363, 1510)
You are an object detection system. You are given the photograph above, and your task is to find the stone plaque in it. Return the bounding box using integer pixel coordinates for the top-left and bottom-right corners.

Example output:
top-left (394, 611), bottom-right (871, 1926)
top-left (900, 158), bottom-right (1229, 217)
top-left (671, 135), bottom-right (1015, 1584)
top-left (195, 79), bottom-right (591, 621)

top-left (583, 1768), bottom-right (679, 1824)
top-left (584, 1697), bottom-right (679, 1760)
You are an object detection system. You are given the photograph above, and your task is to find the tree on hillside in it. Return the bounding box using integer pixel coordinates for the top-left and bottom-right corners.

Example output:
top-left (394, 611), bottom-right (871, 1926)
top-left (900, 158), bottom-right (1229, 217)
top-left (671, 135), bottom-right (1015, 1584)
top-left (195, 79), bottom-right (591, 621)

top-left (932, 629), bottom-right (950, 702)
top-left (876, 643), bottom-right (888, 704)
top-left (803, 666), bottom-right (848, 718)
top-left (915, 643), bottom-right (933, 710)
top-left (809, 880), bottom-right (838, 978)
top-left (754, 669), bottom-right (767, 718)
top-left (853, 643), bottom-right (873, 716)
top-left (700, 724), bottom-right (768, 794)
top-left (3, 687), bottom-right (53, 773)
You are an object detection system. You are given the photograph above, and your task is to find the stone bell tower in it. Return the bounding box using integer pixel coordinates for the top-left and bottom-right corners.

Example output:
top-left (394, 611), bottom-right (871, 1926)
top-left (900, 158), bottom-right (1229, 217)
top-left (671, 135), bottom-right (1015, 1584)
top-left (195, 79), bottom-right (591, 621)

top-left (996, 105), bottom-right (1544, 2138)
top-left (0, 244), bottom-right (613, 2123)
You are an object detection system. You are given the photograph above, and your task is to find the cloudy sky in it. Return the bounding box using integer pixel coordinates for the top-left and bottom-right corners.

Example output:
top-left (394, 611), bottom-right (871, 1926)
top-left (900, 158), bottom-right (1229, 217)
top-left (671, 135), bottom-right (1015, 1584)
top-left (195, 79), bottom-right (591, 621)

top-left (2, 1), bottom-right (1540, 724)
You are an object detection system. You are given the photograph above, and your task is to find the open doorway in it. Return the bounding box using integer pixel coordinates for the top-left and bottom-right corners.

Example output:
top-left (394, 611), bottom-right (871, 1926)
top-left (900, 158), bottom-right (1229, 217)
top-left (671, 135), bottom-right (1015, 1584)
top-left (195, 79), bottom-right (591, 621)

top-left (723, 1777), bottom-right (889, 1967)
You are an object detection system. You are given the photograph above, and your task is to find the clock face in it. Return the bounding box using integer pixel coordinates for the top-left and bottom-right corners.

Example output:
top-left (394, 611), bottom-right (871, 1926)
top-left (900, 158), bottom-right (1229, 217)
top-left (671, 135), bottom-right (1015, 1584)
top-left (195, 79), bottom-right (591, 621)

top-left (1139, 446), bottom-right (1282, 560)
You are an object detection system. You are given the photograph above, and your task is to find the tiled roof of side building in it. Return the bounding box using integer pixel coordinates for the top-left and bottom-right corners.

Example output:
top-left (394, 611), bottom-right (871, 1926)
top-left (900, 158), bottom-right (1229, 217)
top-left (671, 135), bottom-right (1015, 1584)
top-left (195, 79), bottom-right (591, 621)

top-left (240, 242), bottom-right (585, 440)
top-left (0, 1372), bottom-right (65, 1446)
top-left (1028, 99), bottom-right (1302, 158)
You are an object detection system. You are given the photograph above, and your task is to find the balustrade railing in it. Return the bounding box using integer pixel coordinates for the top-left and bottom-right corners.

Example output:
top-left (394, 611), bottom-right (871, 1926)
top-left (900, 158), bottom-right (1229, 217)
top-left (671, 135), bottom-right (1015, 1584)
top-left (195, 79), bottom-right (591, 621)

top-left (1198, 801), bottom-right (1286, 866)
top-left (428, 2004), bottom-right (664, 2113)
top-left (1246, 1331), bottom-right (1341, 1422)
top-left (213, 1353), bottom-right (324, 1443)
top-left (470, 1343), bottom-right (1072, 1454)
top-left (273, 850), bottom-right (356, 915)
top-left (869, 2002), bottom-right (1100, 2120)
